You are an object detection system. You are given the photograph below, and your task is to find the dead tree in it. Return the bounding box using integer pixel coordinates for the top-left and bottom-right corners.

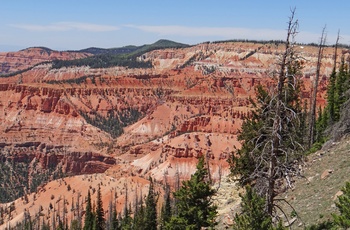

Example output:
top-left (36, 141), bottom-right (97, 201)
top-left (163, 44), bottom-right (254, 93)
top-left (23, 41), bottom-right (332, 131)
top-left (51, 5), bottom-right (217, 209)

top-left (266, 9), bottom-right (300, 215)
top-left (230, 9), bottom-right (305, 221)
top-left (334, 30), bottom-right (340, 69)
top-left (327, 31), bottom-right (341, 124)
top-left (308, 26), bottom-right (327, 148)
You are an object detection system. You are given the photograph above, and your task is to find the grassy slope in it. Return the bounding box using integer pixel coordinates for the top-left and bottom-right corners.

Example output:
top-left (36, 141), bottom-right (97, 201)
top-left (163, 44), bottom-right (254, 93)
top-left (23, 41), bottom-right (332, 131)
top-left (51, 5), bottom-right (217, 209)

top-left (278, 138), bottom-right (350, 228)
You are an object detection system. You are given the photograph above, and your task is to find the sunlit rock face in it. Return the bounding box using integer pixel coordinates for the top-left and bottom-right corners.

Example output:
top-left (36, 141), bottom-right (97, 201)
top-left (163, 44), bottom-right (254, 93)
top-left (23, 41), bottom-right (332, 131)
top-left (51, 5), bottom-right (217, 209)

top-left (0, 41), bottom-right (346, 227)
top-left (0, 47), bottom-right (91, 75)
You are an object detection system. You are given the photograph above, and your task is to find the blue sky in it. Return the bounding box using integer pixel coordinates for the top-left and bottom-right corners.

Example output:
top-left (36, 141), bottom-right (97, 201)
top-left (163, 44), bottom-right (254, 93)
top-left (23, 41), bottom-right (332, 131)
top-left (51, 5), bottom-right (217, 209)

top-left (1, 0), bottom-right (349, 51)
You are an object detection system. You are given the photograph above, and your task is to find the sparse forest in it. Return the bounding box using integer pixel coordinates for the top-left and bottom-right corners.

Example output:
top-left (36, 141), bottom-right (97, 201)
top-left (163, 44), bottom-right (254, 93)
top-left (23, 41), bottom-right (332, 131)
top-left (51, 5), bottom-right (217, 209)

top-left (3, 157), bottom-right (217, 230)
top-left (228, 8), bottom-right (350, 230)
top-left (0, 157), bottom-right (65, 203)
top-left (80, 108), bottom-right (144, 139)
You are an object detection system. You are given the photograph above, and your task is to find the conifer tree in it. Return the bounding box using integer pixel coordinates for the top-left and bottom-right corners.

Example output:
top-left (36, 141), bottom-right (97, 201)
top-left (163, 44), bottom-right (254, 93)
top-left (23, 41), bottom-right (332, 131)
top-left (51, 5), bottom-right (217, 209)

top-left (229, 9), bottom-right (304, 220)
top-left (309, 26), bottom-right (327, 148)
top-left (144, 177), bottom-right (158, 230)
top-left (334, 58), bottom-right (350, 121)
top-left (70, 220), bottom-right (81, 230)
top-left (57, 218), bottom-right (65, 230)
top-left (94, 186), bottom-right (105, 230)
top-left (315, 106), bottom-right (329, 144)
top-left (83, 190), bottom-right (93, 230)
top-left (327, 31), bottom-right (340, 125)
top-left (332, 182), bottom-right (350, 228)
top-left (133, 194), bottom-right (145, 230)
top-left (317, 55), bottom-right (350, 142)
top-left (327, 69), bottom-right (337, 124)
top-left (168, 156), bottom-right (217, 229)
top-left (120, 183), bottom-right (133, 230)
top-left (23, 209), bottom-right (32, 230)
top-left (229, 86), bottom-right (267, 186)
top-left (111, 205), bottom-right (119, 230)
top-left (233, 186), bottom-right (273, 230)
top-left (121, 204), bottom-right (133, 230)
top-left (41, 219), bottom-right (50, 230)
top-left (160, 184), bottom-right (172, 229)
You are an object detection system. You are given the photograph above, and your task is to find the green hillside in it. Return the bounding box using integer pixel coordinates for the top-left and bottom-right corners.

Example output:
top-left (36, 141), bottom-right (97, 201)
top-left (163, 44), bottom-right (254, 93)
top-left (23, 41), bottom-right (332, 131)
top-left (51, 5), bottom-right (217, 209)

top-left (51, 39), bottom-right (190, 69)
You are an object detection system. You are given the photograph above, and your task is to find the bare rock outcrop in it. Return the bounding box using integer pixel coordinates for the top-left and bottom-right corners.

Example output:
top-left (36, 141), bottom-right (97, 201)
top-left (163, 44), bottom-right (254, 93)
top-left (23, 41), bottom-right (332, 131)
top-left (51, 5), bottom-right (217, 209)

top-left (0, 47), bottom-right (91, 75)
top-left (0, 42), bottom-right (345, 216)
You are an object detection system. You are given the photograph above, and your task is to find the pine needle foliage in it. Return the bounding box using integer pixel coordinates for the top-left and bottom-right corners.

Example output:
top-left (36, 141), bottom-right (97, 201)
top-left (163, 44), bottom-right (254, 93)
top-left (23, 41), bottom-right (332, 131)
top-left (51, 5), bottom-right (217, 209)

top-left (233, 186), bottom-right (286, 230)
top-left (332, 182), bottom-right (350, 228)
top-left (144, 177), bottom-right (158, 230)
top-left (94, 186), bottom-right (105, 230)
top-left (83, 190), bottom-right (94, 230)
top-left (167, 156), bottom-right (217, 230)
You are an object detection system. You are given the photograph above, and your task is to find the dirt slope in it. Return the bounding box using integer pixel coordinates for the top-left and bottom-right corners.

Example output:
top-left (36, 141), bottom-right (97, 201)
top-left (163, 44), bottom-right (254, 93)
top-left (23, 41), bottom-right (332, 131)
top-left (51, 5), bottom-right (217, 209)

top-left (278, 138), bottom-right (350, 228)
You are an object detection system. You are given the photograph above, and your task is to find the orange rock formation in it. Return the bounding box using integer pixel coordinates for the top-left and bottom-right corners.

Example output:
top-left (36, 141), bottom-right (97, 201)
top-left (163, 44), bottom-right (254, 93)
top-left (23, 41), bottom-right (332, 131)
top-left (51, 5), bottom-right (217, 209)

top-left (0, 41), bottom-right (346, 227)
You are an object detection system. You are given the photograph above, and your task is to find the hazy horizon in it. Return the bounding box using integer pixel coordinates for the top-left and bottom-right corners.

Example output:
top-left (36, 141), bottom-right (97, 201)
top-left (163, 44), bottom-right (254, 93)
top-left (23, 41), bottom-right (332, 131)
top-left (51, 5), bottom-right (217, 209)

top-left (1, 0), bottom-right (350, 52)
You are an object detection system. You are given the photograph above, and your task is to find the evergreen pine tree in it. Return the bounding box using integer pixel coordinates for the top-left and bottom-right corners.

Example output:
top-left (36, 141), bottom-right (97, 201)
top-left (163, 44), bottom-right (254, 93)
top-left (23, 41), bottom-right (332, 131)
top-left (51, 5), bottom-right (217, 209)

top-left (133, 195), bottom-right (145, 230)
top-left (327, 69), bottom-right (337, 124)
top-left (332, 182), bottom-right (350, 228)
top-left (233, 186), bottom-right (273, 230)
top-left (70, 220), bottom-right (81, 230)
top-left (160, 185), bottom-right (172, 229)
top-left (120, 183), bottom-right (133, 230)
top-left (111, 205), bottom-right (119, 230)
top-left (94, 186), bottom-right (105, 230)
top-left (334, 57), bottom-right (350, 121)
top-left (83, 190), bottom-right (93, 230)
top-left (23, 209), bottom-right (32, 230)
top-left (229, 87), bottom-right (266, 186)
top-left (144, 177), bottom-right (158, 230)
top-left (315, 106), bottom-right (329, 144)
top-left (229, 10), bottom-right (304, 219)
top-left (120, 203), bottom-right (133, 230)
top-left (57, 218), bottom-right (65, 230)
top-left (41, 220), bottom-right (50, 230)
top-left (168, 156), bottom-right (217, 229)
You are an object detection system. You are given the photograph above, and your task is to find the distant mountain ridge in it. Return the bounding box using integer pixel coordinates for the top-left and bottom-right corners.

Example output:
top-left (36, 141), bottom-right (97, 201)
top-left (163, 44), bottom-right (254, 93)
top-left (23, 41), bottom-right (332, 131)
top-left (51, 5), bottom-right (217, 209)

top-left (12, 39), bottom-right (189, 56)
top-left (0, 39), bottom-right (190, 75)
top-left (51, 39), bottom-right (191, 69)
top-left (77, 39), bottom-right (190, 55)
top-left (0, 47), bottom-right (91, 76)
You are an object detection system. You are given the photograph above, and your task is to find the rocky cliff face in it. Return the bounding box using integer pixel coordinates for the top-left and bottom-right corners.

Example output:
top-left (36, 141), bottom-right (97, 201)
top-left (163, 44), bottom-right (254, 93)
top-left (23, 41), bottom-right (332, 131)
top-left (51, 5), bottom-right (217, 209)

top-left (0, 47), bottom-right (91, 75)
top-left (0, 41), bottom-right (347, 227)
top-left (0, 42), bottom-right (341, 180)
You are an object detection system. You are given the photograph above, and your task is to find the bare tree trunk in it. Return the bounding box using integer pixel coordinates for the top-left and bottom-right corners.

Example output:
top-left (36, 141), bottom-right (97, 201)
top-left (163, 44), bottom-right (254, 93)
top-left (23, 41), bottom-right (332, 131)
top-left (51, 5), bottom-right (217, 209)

top-left (267, 9), bottom-right (298, 215)
top-left (308, 26), bottom-right (327, 148)
top-left (173, 165), bottom-right (180, 215)
top-left (333, 30), bottom-right (340, 71)
top-left (76, 192), bottom-right (81, 229)
top-left (124, 182), bottom-right (128, 216)
top-left (108, 194), bottom-right (114, 230)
